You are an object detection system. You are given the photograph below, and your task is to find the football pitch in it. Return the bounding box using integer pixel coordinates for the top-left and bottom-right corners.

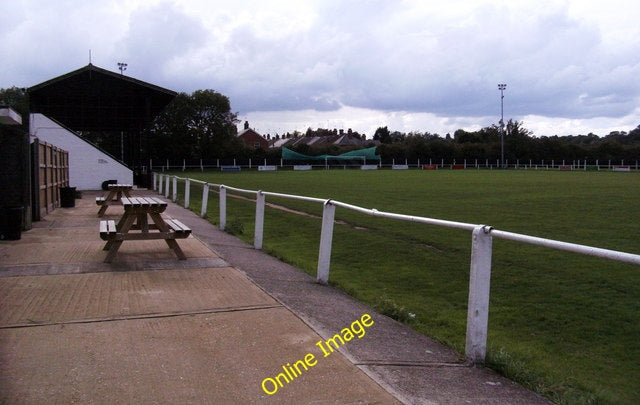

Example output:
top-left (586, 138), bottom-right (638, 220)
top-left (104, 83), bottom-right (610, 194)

top-left (168, 169), bottom-right (640, 404)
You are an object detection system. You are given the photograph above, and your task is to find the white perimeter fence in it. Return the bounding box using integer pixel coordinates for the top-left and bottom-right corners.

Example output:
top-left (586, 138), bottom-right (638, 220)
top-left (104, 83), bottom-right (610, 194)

top-left (153, 157), bottom-right (639, 171)
top-left (153, 172), bottom-right (640, 365)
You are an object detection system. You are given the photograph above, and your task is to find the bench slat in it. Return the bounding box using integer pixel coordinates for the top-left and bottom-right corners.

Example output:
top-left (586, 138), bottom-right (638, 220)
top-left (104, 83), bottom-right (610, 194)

top-left (99, 220), bottom-right (117, 240)
top-left (170, 219), bottom-right (191, 233)
top-left (145, 197), bottom-right (165, 206)
top-left (164, 219), bottom-right (178, 231)
top-left (122, 197), bottom-right (144, 207)
top-left (139, 197), bottom-right (156, 206)
top-left (130, 197), bottom-right (143, 207)
top-left (165, 218), bottom-right (191, 235)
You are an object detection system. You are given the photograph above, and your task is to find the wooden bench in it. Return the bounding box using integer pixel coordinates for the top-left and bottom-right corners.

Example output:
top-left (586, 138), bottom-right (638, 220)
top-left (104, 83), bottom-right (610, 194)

top-left (100, 196), bottom-right (191, 263)
top-left (165, 219), bottom-right (192, 237)
top-left (99, 220), bottom-right (117, 240)
top-left (97, 184), bottom-right (133, 217)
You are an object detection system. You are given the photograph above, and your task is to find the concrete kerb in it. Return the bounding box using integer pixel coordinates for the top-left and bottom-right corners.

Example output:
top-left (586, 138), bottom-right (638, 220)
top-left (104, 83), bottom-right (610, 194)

top-left (156, 190), bottom-right (551, 404)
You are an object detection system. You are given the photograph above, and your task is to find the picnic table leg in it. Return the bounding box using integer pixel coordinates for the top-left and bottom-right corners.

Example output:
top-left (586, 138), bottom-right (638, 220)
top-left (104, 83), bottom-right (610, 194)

top-left (103, 213), bottom-right (136, 263)
top-left (104, 212), bottom-right (128, 251)
top-left (115, 207), bottom-right (135, 230)
top-left (115, 214), bottom-right (127, 231)
top-left (98, 190), bottom-right (116, 217)
top-left (98, 205), bottom-right (108, 217)
top-left (138, 213), bottom-right (149, 233)
top-left (149, 212), bottom-right (187, 260)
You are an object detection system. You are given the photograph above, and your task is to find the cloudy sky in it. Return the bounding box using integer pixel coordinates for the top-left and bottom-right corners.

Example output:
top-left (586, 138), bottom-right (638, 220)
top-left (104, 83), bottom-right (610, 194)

top-left (1, 0), bottom-right (639, 137)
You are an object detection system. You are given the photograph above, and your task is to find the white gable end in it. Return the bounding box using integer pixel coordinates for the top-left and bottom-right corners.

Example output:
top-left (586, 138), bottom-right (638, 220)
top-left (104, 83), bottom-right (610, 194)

top-left (30, 114), bottom-right (133, 190)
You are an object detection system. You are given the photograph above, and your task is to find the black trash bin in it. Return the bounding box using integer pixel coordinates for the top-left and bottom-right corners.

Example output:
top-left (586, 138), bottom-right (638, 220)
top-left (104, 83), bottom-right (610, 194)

top-left (60, 187), bottom-right (77, 208)
top-left (1, 206), bottom-right (23, 240)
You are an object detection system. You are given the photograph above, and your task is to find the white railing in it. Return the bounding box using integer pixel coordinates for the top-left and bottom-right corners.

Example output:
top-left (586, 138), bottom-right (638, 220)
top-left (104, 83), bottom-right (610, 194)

top-left (152, 173), bottom-right (640, 365)
top-left (153, 158), bottom-right (640, 171)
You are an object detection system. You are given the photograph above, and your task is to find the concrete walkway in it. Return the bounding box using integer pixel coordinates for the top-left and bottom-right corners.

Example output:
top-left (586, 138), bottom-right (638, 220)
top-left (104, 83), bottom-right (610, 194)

top-left (0, 191), bottom-right (550, 404)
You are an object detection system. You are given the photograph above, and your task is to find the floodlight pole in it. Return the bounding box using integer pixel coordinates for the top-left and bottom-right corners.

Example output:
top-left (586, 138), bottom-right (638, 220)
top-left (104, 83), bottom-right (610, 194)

top-left (117, 62), bottom-right (128, 162)
top-left (498, 83), bottom-right (507, 169)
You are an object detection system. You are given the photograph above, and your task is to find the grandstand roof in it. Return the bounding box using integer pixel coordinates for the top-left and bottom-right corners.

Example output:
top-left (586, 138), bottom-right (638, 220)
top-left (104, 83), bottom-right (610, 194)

top-left (28, 64), bottom-right (176, 132)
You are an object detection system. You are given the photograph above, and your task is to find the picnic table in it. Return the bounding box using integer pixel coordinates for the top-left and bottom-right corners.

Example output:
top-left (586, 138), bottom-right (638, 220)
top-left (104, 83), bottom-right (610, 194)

top-left (99, 196), bottom-right (191, 263)
top-left (96, 184), bottom-right (133, 217)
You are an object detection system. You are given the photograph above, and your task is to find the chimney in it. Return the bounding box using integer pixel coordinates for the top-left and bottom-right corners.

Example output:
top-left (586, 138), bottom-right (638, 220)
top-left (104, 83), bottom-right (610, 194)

top-left (244, 121), bottom-right (249, 130)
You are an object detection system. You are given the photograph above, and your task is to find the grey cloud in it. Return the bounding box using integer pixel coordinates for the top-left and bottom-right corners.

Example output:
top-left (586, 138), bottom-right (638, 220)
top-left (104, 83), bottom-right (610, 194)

top-left (1, 0), bottom-right (638, 133)
top-left (207, 21), bottom-right (346, 112)
top-left (117, 2), bottom-right (209, 83)
top-left (325, 2), bottom-right (638, 120)
top-left (152, 1), bottom-right (627, 120)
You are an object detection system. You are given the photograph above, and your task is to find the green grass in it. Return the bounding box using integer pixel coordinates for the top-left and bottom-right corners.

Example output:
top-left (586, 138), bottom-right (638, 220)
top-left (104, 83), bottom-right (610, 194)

top-left (165, 169), bottom-right (640, 404)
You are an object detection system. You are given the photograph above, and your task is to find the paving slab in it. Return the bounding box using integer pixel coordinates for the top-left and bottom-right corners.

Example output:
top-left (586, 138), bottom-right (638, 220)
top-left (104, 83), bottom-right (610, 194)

top-left (1, 309), bottom-right (399, 404)
top-left (0, 192), bottom-right (401, 404)
top-left (0, 268), bottom-right (278, 327)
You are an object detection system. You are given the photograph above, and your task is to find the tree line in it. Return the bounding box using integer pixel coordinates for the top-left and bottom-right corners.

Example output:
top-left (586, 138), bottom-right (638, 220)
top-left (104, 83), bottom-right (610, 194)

top-left (2, 86), bottom-right (639, 164)
top-left (370, 121), bottom-right (640, 164)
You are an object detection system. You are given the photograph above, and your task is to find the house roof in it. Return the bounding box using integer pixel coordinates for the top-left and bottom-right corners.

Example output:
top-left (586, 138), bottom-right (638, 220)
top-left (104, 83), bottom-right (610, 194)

top-left (28, 64), bottom-right (177, 132)
top-left (237, 128), bottom-right (264, 138)
top-left (271, 133), bottom-right (373, 148)
top-left (271, 138), bottom-right (290, 148)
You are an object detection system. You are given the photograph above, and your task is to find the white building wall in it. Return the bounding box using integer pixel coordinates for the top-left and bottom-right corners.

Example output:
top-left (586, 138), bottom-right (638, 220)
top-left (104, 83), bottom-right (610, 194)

top-left (30, 114), bottom-right (133, 190)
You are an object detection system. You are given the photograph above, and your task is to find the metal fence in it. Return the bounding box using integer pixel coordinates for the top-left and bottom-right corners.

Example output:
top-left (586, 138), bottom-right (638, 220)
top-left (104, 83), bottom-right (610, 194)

top-left (152, 157), bottom-right (640, 172)
top-left (153, 172), bottom-right (640, 365)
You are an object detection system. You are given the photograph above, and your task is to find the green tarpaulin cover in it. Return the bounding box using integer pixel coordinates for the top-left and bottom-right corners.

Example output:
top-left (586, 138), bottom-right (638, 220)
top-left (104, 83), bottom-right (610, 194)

top-left (282, 146), bottom-right (380, 161)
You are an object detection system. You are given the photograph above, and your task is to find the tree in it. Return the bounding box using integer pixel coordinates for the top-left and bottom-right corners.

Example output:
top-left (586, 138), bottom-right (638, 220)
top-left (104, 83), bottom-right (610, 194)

top-left (454, 129), bottom-right (479, 143)
top-left (146, 89), bottom-right (239, 160)
top-left (0, 87), bottom-right (28, 114)
top-left (373, 126), bottom-right (391, 143)
top-left (628, 125), bottom-right (640, 143)
top-left (0, 87), bottom-right (28, 129)
top-left (503, 119), bottom-right (535, 161)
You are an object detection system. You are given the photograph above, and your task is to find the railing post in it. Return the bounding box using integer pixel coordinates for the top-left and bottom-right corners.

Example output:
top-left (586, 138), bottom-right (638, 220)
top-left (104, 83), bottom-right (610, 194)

top-left (200, 183), bottom-right (209, 218)
top-left (254, 191), bottom-right (265, 249)
top-left (164, 175), bottom-right (170, 198)
top-left (172, 176), bottom-right (178, 202)
top-left (158, 174), bottom-right (164, 195)
top-left (219, 186), bottom-right (227, 230)
top-left (184, 178), bottom-right (190, 208)
top-left (317, 200), bottom-right (336, 284)
top-left (152, 173), bottom-right (157, 191)
top-left (465, 225), bottom-right (493, 365)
